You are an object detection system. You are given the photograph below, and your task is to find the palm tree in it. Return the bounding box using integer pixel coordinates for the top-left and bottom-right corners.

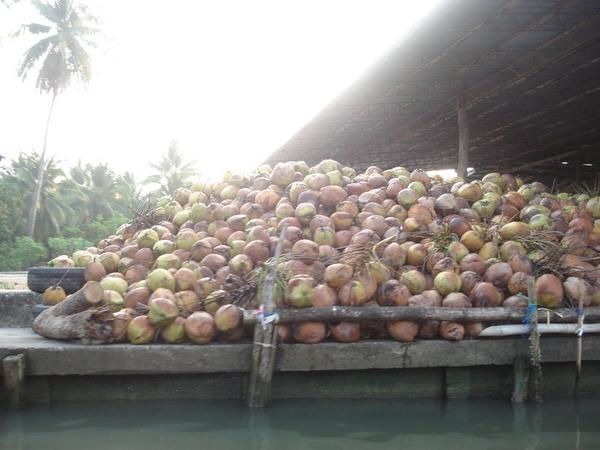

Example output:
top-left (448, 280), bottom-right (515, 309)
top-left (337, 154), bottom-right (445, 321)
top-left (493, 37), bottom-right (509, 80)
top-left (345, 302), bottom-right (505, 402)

top-left (144, 140), bottom-right (197, 195)
top-left (8, 151), bottom-right (75, 241)
top-left (16, 0), bottom-right (99, 237)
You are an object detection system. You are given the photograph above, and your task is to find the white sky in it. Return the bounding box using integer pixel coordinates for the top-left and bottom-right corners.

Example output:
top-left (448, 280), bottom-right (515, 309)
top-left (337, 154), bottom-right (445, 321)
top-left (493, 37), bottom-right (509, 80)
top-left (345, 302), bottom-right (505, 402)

top-left (0, 0), bottom-right (441, 181)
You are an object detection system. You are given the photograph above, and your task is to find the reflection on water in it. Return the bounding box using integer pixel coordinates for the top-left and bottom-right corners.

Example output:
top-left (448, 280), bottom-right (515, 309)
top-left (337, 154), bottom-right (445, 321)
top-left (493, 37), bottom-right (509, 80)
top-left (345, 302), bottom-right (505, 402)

top-left (1, 397), bottom-right (598, 450)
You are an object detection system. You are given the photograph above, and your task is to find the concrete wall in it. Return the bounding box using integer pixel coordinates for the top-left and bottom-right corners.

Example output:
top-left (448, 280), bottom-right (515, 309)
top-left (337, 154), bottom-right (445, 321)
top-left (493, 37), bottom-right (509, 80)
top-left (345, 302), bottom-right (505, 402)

top-left (0, 290), bottom-right (39, 328)
top-left (9, 362), bottom-right (600, 404)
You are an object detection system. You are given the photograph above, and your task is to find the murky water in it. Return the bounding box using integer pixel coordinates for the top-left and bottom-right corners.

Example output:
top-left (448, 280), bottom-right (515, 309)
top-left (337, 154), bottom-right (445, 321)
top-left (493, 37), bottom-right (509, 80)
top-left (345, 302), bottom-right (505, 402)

top-left (1, 397), bottom-right (598, 450)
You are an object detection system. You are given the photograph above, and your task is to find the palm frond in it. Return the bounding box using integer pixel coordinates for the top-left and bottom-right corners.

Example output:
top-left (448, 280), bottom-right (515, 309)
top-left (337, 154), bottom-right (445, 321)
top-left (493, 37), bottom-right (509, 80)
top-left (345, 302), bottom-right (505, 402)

top-left (30, 0), bottom-right (59, 23)
top-left (17, 36), bottom-right (55, 80)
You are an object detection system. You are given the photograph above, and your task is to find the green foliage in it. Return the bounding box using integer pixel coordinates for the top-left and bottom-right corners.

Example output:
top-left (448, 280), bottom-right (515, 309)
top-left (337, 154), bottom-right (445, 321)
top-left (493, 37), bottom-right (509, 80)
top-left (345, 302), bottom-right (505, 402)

top-left (47, 237), bottom-right (93, 259)
top-left (0, 177), bottom-right (25, 241)
top-left (68, 213), bottom-right (128, 244)
top-left (7, 151), bottom-right (75, 241)
top-left (0, 237), bottom-right (48, 271)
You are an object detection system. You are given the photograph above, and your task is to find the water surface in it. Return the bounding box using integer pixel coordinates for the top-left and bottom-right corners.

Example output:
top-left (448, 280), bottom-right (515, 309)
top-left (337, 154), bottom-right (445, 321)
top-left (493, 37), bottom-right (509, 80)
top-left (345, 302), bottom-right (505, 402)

top-left (1, 397), bottom-right (598, 449)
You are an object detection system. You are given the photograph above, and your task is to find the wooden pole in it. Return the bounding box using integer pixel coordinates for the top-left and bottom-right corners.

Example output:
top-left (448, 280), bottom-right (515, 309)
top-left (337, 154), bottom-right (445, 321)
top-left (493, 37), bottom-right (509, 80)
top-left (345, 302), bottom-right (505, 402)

top-left (511, 355), bottom-right (529, 403)
top-left (575, 291), bottom-right (584, 394)
top-left (457, 81), bottom-right (469, 180)
top-left (527, 277), bottom-right (543, 403)
top-left (3, 354), bottom-right (26, 409)
top-left (248, 225), bottom-right (287, 407)
top-left (242, 305), bottom-right (600, 325)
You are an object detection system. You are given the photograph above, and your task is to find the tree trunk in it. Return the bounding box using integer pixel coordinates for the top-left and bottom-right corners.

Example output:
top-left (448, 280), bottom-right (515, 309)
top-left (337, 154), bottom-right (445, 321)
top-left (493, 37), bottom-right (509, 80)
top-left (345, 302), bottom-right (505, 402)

top-left (26, 90), bottom-right (58, 238)
top-left (32, 281), bottom-right (112, 342)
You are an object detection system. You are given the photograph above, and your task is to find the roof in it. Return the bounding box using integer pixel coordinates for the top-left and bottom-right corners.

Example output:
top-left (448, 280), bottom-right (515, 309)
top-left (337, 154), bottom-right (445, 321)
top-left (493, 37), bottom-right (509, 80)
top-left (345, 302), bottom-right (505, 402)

top-left (266, 0), bottom-right (600, 182)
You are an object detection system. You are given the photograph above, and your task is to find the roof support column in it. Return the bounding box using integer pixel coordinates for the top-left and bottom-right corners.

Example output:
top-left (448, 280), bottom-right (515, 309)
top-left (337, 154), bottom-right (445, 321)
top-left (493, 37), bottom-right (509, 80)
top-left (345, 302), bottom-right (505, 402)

top-left (457, 82), bottom-right (469, 180)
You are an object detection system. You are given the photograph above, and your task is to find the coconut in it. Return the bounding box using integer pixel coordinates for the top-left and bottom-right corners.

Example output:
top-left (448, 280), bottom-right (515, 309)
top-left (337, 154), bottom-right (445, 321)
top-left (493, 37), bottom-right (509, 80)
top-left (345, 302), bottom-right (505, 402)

top-left (154, 253), bottom-right (181, 271)
top-left (313, 227), bottom-right (336, 246)
top-left (478, 242), bottom-right (498, 260)
top-left (503, 295), bottom-right (528, 307)
top-left (499, 241), bottom-right (526, 261)
top-left (324, 263), bottom-right (353, 288)
top-left (377, 280), bottom-right (411, 306)
top-left (84, 262), bottom-right (107, 282)
top-left (563, 277), bottom-right (591, 306)
top-left (406, 243), bottom-right (427, 266)
top-left (442, 292), bottom-right (471, 308)
top-left (42, 286), bottom-right (66, 305)
top-left (399, 270), bottom-right (427, 295)
top-left (148, 297), bottom-right (178, 327)
top-left (137, 229), bottom-right (159, 249)
top-left (102, 289), bottom-right (125, 312)
top-left (242, 240), bottom-right (270, 265)
top-left (185, 311), bottom-right (216, 344)
top-left (484, 262), bottom-right (513, 289)
top-left (127, 315), bottom-right (156, 344)
top-left (289, 239), bottom-right (319, 264)
top-left (586, 196), bottom-right (600, 219)
top-left (111, 309), bottom-right (134, 342)
top-left (418, 321), bottom-right (440, 339)
top-left (173, 268), bottom-right (197, 292)
top-left (146, 268), bottom-right (176, 292)
top-left (470, 282), bottom-right (504, 307)
top-left (338, 280), bottom-right (368, 306)
top-left (509, 255), bottom-right (533, 274)
top-left (499, 222), bottom-right (530, 240)
top-left (507, 271), bottom-right (529, 295)
top-left (433, 271), bottom-right (462, 296)
top-left (124, 265), bottom-right (149, 285)
top-left (150, 287), bottom-right (176, 302)
top-left (320, 185), bottom-right (348, 207)
top-left (446, 241), bottom-right (469, 262)
top-left (386, 321), bottom-right (419, 342)
top-left (459, 254), bottom-right (486, 275)
top-left (159, 316), bottom-right (187, 343)
top-left (460, 271), bottom-right (483, 296)
top-left (440, 321), bottom-right (465, 341)
top-left (460, 230), bottom-right (485, 252)
top-left (98, 252), bottom-right (120, 273)
top-left (100, 277), bottom-right (128, 295)
top-left (286, 275), bottom-right (315, 308)
top-left (293, 322), bottom-right (327, 344)
top-left (465, 322), bottom-right (484, 337)
top-left (330, 322), bottom-right (361, 343)
top-left (214, 304), bottom-right (243, 333)
top-left (534, 274), bottom-right (564, 308)
top-left (312, 284), bottom-right (338, 307)
top-left (124, 286), bottom-right (151, 308)
top-left (173, 290), bottom-right (199, 313)
top-left (72, 250), bottom-right (94, 267)
top-left (432, 257), bottom-right (459, 276)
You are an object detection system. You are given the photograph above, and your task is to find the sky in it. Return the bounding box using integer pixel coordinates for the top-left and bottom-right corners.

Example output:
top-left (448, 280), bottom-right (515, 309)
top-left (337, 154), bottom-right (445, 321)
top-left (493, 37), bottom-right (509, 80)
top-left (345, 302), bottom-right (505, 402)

top-left (0, 0), bottom-right (442, 182)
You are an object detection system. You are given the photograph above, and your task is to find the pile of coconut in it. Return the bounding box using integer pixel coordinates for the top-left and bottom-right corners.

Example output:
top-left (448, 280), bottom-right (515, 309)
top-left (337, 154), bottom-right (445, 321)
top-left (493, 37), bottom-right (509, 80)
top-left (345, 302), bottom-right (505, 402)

top-left (45, 159), bottom-right (600, 344)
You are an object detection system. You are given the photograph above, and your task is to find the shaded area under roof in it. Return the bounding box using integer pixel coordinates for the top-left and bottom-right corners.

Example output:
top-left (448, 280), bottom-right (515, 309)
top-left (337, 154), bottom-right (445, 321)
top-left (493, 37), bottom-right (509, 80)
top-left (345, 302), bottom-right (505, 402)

top-left (267, 0), bottom-right (600, 184)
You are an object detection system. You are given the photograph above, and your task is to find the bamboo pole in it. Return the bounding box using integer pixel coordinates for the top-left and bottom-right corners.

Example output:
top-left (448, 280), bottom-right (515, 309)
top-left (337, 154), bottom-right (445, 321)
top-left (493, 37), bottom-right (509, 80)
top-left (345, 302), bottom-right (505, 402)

top-left (457, 81), bottom-right (469, 180)
top-left (3, 354), bottom-right (26, 409)
top-left (242, 305), bottom-right (600, 325)
top-left (247, 225), bottom-right (287, 408)
top-left (527, 276), bottom-right (543, 403)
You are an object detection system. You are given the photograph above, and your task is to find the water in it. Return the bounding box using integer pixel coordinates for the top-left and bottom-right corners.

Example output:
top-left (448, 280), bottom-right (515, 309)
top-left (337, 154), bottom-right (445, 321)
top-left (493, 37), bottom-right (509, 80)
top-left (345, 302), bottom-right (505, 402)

top-left (1, 397), bottom-right (598, 450)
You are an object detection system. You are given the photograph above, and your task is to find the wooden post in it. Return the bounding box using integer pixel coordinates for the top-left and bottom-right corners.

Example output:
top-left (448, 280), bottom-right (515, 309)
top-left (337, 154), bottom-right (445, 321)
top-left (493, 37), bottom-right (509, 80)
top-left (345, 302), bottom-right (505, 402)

top-left (527, 277), bottom-right (543, 403)
top-left (247, 225), bottom-right (287, 407)
top-left (511, 355), bottom-right (529, 403)
top-left (575, 291), bottom-right (584, 394)
top-left (3, 354), bottom-right (26, 409)
top-left (457, 81), bottom-right (469, 180)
